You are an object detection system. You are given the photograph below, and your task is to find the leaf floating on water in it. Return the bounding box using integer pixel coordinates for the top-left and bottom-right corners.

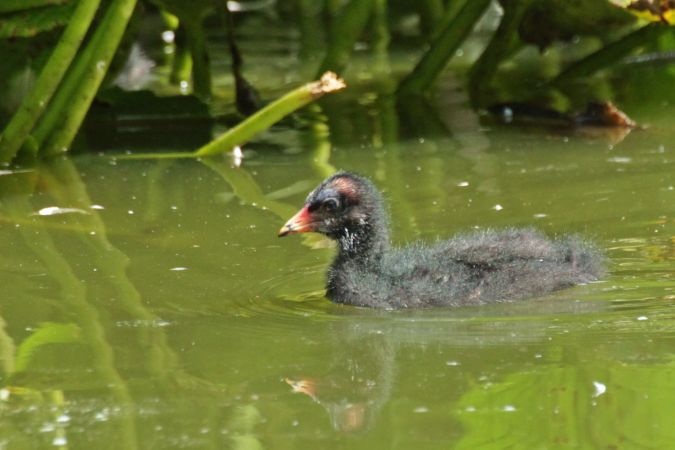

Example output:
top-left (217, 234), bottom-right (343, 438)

top-left (34, 206), bottom-right (90, 216)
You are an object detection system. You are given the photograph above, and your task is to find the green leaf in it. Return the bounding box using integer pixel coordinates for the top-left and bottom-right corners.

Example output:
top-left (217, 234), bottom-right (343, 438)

top-left (610, 0), bottom-right (675, 25)
top-left (518, 0), bottom-right (634, 50)
top-left (0, 0), bottom-right (70, 14)
top-left (14, 322), bottom-right (81, 374)
top-left (0, 3), bottom-right (75, 39)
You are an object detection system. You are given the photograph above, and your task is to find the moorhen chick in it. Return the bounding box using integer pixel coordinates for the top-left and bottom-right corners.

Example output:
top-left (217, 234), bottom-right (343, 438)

top-left (279, 172), bottom-right (604, 309)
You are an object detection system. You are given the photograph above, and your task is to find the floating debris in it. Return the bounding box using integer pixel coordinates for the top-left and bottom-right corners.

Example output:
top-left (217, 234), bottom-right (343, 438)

top-left (592, 381), bottom-right (607, 398)
top-left (34, 206), bottom-right (89, 216)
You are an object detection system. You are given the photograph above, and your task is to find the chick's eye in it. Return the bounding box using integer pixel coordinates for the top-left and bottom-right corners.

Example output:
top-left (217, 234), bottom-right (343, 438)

top-left (322, 198), bottom-right (339, 212)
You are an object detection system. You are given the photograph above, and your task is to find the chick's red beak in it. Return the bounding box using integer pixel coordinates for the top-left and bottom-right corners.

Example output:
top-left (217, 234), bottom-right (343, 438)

top-left (278, 206), bottom-right (315, 237)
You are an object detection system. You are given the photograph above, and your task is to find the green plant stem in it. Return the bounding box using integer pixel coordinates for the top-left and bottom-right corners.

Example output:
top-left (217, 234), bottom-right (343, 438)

top-left (372, 0), bottom-right (390, 60)
top-left (296, 0), bottom-right (324, 62)
top-left (183, 18), bottom-right (211, 99)
top-left (195, 72), bottom-right (346, 157)
top-left (397, 0), bottom-right (491, 96)
top-left (116, 73), bottom-right (345, 160)
top-left (468, 0), bottom-right (532, 106)
top-left (418, 0), bottom-right (444, 38)
top-left (30, 16), bottom-right (103, 150)
top-left (42, 0), bottom-right (138, 155)
top-left (317, 0), bottom-right (375, 76)
top-left (170, 23), bottom-right (192, 85)
top-left (431, 0), bottom-right (467, 40)
top-left (0, 0), bottom-right (101, 164)
top-left (551, 24), bottom-right (661, 86)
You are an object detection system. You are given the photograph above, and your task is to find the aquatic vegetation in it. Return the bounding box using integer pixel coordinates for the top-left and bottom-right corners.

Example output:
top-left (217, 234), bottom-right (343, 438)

top-left (0, 0), bottom-right (673, 165)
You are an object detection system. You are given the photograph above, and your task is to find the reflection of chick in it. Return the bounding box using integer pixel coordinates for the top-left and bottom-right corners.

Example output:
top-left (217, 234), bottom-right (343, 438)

top-left (285, 378), bottom-right (367, 433)
top-left (285, 322), bottom-right (396, 433)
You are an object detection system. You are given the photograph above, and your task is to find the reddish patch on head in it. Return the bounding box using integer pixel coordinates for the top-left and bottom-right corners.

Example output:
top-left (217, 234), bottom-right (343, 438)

top-left (328, 176), bottom-right (358, 200)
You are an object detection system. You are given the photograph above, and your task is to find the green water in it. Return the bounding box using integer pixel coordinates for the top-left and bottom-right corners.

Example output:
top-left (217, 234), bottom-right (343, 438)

top-left (2, 49), bottom-right (675, 450)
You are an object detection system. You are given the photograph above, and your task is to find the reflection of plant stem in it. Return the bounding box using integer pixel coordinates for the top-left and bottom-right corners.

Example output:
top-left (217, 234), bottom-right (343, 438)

top-left (48, 390), bottom-right (68, 448)
top-left (0, 313), bottom-right (16, 376)
top-left (201, 160), bottom-right (324, 248)
top-left (311, 126), bottom-right (335, 179)
top-left (200, 159), bottom-right (296, 219)
top-left (0, 0), bottom-right (101, 163)
top-left (143, 160), bottom-right (175, 225)
top-left (302, 105), bottom-right (336, 178)
top-left (41, 158), bottom-right (179, 378)
top-left (468, 0), bottom-right (532, 107)
top-left (397, 0), bottom-right (491, 96)
top-left (376, 94), bottom-right (398, 146)
top-left (229, 404), bottom-right (264, 450)
top-left (550, 24), bottom-right (661, 86)
top-left (6, 193), bottom-right (138, 450)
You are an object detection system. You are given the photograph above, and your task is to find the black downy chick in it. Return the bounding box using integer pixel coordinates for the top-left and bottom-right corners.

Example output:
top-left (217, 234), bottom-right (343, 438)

top-left (279, 172), bottom-right (604, 309)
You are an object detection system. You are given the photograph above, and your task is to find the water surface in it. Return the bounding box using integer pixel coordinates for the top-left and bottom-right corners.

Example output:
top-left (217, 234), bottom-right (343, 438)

top-left (1, 57), bottom-right (675, 450)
